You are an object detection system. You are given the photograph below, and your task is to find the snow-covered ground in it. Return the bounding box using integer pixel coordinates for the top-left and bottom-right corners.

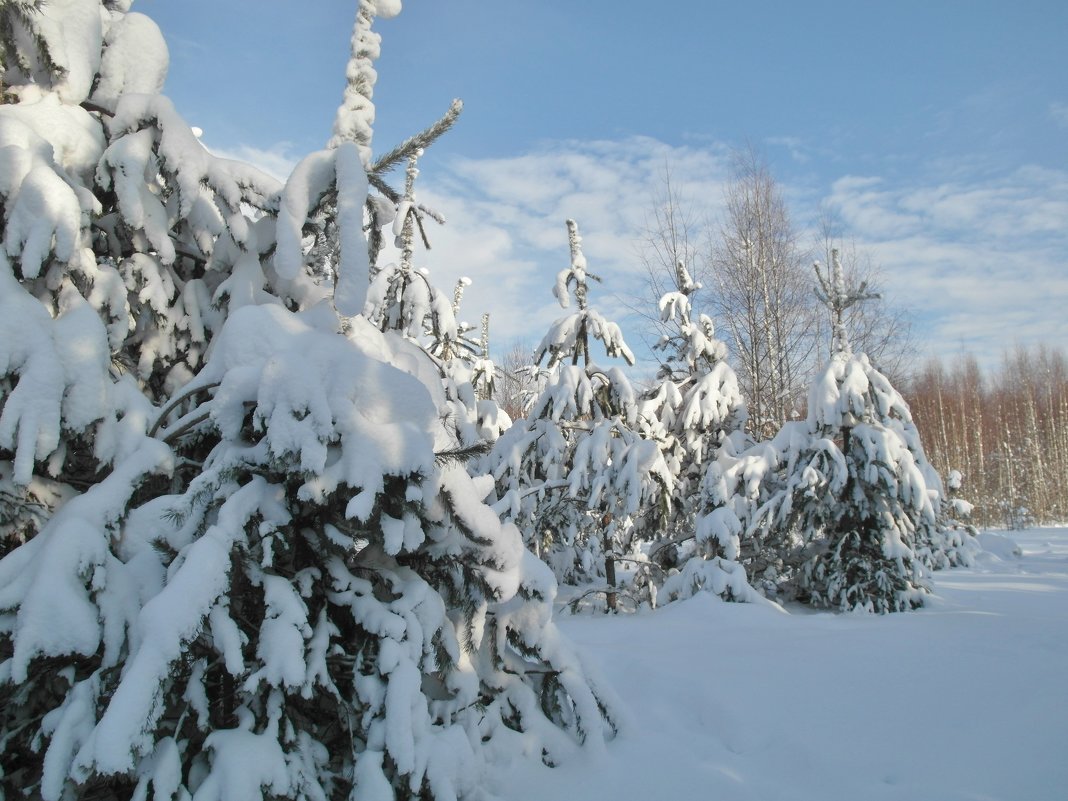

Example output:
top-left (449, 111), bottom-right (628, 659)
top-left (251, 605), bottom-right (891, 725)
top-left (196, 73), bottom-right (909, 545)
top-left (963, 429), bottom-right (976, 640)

top-left (493, 527), bottom-right (1068, 801)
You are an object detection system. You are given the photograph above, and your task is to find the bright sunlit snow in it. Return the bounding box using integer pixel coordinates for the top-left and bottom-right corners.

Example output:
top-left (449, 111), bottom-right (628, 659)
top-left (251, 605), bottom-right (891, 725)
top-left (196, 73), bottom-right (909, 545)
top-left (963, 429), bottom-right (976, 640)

top-left (494, 526), bottom-right (1068, 801)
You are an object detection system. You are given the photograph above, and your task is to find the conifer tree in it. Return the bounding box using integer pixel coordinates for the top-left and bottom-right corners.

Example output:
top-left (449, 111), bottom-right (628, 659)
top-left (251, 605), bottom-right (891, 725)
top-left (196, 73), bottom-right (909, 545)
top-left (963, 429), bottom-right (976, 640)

top-left (638, 261), bottom-right (747, 555)
top-left (679, 421), bottom-right (805, 600)
top-left (751, 250), bottom-right (934, 611)
top-left (484, 220), bottom-right (671, 610)
top-left (362, 151), bottom-right (508, 452)
top-left (631, 260), bottom-right (761, 605)
top-left (0, 3), bottom-right (618, 799)
top-left (928, 468), bottom-right (980, 568)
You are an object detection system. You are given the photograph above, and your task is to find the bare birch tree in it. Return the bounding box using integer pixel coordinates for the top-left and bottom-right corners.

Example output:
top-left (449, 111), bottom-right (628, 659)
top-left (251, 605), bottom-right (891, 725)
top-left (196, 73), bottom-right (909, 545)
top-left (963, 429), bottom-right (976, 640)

top-left (909, 345), bottom-right (1068, 527)
top-left (493, 338), bottom-right (540, 421)
top-left (708, 148), bottom-right (816, 436)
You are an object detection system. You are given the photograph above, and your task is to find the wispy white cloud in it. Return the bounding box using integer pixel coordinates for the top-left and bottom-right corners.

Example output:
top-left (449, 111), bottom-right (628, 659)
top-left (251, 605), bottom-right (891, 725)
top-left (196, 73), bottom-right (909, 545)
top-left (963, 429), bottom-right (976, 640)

top-left (824, 165), bottom-right (1068, 362)
top-left (219, 133), bottom-right (1068, 372)
top-left (766, 135), bottom-right (810, 165)
top-left (400, 137), bottom-right (732, 357)
top-left (432, 144), bottom-right (1068, 372)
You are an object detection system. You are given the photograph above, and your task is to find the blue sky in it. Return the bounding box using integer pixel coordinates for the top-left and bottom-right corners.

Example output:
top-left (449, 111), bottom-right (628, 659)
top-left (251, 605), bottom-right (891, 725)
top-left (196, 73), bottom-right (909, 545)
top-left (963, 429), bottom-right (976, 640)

top-left (137, 0), bottom-right (1068, 372)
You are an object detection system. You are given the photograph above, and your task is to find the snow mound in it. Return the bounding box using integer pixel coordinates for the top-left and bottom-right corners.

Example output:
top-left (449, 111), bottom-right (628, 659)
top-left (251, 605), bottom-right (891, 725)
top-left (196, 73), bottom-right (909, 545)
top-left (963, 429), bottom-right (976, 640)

top-left (975, 530), bottom-right (1023, 561)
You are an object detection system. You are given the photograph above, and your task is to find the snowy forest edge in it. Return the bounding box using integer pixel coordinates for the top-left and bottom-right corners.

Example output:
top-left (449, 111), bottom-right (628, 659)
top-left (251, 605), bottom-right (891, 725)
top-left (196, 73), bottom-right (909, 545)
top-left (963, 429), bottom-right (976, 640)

top-left (0, 2), bottom-right (1065, 800)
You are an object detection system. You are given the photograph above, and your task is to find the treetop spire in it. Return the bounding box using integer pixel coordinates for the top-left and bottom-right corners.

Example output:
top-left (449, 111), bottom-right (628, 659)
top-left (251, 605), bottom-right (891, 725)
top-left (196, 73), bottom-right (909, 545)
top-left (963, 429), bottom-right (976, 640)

top-left (328, 0), bottom-right (401, 161)
top-left (555, 218), bottom-right (600, 311)
top-left (814, 247), bottom-right (879, 356)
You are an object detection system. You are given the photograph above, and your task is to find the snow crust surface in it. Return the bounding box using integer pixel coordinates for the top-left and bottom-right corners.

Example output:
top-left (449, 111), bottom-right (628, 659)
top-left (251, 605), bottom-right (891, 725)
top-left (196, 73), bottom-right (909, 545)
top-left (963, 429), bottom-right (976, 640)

top-left (494, 526), bottom-right (1068, 801)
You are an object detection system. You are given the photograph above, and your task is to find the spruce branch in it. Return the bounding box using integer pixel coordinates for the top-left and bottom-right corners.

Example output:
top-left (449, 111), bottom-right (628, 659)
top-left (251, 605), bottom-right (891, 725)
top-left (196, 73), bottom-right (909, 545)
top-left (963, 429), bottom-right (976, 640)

top-left (414, 205), bottom-right (433, 249)
top-left (371, 99), bottom-right (463, 177)
top-left (149, 382), bottom-right (221, 438)
top-left (452, 277), bottom-right (470, 316)
top-left (367, 173), bottom-right (446, 225)
top-left (80, 100), bottom-right (115, 117)
top-left (160, 411), bottom-right (213, 446)
top-left (566, 586), bottom-right (643, 614)
top-left (433, 442), bottom-right (491, 467)
top-left (0, 0), bottom-right (66, 82)
top-left (398, 153), bottom-right (420, 271)
top-left (365, 196), bottom-right (384, 275)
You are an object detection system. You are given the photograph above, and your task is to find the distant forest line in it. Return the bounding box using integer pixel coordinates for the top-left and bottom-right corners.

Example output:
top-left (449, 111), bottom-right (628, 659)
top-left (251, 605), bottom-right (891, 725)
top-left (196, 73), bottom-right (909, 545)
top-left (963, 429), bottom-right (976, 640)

top-left (908, 345), bottom-right (1068, 528)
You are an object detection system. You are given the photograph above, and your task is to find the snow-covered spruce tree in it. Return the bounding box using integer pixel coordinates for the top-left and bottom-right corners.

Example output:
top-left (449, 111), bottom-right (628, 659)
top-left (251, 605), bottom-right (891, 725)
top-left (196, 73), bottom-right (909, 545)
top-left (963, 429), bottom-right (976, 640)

top-left (636, 261), bottom-right (747, 573)
top-left (929, 468), bottom-right (980, 568)
top-left (0, 3), bottom-right (618, 799)
top-left (661, 421), bottom-right (807, 602)
top-left (484, 220), bottom-right (671, 611)
top-left (944, 470), bottom-right (977, 536)
top-left (470, 313), bottom-right (497, 402)
top-left (0, 3), bottom-right (281, 793)
top-left (466, 312), bottom-right (509, 443)
top-left (362, 151), bottom-right (509, 451)
top-left (0, 0), bottom-right (308, 580)
top-left (750, 250), bottom-right (934, 612)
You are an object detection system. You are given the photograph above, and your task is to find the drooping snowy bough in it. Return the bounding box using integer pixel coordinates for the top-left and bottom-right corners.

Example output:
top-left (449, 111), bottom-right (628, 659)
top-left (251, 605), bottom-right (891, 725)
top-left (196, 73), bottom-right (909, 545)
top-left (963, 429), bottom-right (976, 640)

top-left (0, 2), bottom-right (618, 799)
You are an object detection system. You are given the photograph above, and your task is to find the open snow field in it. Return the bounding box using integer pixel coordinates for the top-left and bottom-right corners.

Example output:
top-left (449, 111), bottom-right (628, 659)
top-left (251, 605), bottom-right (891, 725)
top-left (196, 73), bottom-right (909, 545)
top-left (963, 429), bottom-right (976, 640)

top-left (494, 527), bottom-right (1068, 801)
